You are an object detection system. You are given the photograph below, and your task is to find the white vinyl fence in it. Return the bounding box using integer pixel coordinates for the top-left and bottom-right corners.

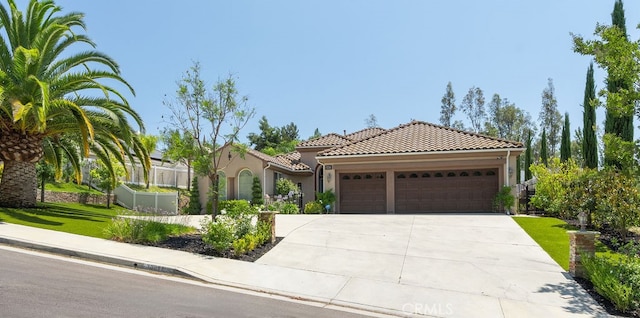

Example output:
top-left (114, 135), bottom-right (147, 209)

top-left (113, 184), bottom-right (178, 215)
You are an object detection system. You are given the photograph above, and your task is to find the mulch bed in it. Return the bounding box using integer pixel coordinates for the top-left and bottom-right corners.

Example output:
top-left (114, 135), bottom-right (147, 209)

top-left (142, 234), bottom-right (283, 262)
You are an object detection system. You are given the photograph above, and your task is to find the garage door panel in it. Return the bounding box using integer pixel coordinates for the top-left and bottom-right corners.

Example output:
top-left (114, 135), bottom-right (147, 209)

top-left (340, 173), bottom-right (386, 213)
top-left (395, 169), bottom-right (499, 213)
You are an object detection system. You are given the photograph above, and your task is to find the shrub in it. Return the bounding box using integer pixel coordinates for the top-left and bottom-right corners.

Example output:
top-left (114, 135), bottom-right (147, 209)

top-left (201, 218), bottom-right (235, 253)
top-left (232, 237), bottom-right (250, 256)
top-left (493, 185), bottom-right (515, 213)
top-left (256, 220), bottom-right (272, 244)
top-left (304, 201), bottom-right (323, 214)
top-left (592, 169), bottom-right (640, 239)
top-left (280, 202), bottom-right (299, 214)
top-left (316, 189), bottom-right (335, 212)
top-left (275, 178), bottom-right (298, 196)
top-left (530, 158), bottom-right (583, 218)
top-left (582, 254), bottom-right (640, 312)
top-left (218, 200), bottom-right (255, 218)
top-left (234, 214), bottom-right (255, 238)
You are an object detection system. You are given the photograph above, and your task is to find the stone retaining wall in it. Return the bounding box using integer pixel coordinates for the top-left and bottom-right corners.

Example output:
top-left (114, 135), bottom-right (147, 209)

top-left (36, 190), bottom-right (115, 206)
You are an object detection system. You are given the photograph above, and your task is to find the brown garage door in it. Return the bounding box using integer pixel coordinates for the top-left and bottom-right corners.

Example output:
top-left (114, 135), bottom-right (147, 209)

top-left (340, 173), bottom-right (386, 213)
top-left (395, 169), bottom-right (499, 213)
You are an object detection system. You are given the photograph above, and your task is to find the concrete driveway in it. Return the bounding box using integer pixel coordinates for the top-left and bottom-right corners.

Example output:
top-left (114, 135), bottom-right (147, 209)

top-left (257, 214), bottom-right (607, 317)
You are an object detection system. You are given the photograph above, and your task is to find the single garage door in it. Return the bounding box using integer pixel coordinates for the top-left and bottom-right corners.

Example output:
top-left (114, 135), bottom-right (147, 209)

top-left (340, 172), bottom-right (386, 213)
top-left (395, 169), bottom-right (499, 213)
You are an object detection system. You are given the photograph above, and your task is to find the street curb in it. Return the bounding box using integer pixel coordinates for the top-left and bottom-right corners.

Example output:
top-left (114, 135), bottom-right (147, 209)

top-left (0, 237), bottom-right (403, 318)
top-left (0, 237), bottom-right (199, 280)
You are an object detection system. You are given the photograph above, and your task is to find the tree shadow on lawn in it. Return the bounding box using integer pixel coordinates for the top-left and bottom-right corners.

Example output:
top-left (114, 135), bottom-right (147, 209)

top-left (31, 204), bottom-right (114, 223)
top-left (0, 208), bottom-right (63, 226)
top-left (552, 223), bottom-right (578, 231)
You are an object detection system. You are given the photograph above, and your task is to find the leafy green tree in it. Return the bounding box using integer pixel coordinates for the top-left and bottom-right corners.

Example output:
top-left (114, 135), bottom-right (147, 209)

top-left (161, 129), bottom-right (196, 190)
top-left (439, 82), bottom-right (456, 127)
top-left (310, 128), bottom-right (322, 140)
top-left (524, 130), bottom-right (533, 180)
top-left (484, 93), bottom-right (534, 141)
top-left (560, 113), bottom-right (571, 162)
top-left (582, 63), bottom-right (598, 169)
top-left (460, 86), bottom-right (485, 133)
top-left (573, 1), bottom-right (640, 172)
top-left (184, 176), bottom-right (202, 215)
top-left (540, 129), bottom-right (549, 166)
top-left (539, 79), bottom-right (562, 157)
top-left (604, 0), bottom-right (634, 151)
top-left (36, 160), bottom-right (55, 203)
top-left (251, 176), bottom-right (263, 205)
top-left (139, 134), bottom-right (158, 188)
top-left (0, 0), bottom-right (149, 207)
top-left (162, 61), bottom-right (255, 218)
top-left (571, 129), bottom-right (585, 167)
top-left (247, 116), bottom-right (299, 155)
top-left (90, 157), bottom-right (125, 208)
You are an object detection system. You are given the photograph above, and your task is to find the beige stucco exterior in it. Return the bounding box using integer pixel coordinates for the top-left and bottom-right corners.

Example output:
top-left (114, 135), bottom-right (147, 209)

top-left (317, 149), bottom-right (522, 213)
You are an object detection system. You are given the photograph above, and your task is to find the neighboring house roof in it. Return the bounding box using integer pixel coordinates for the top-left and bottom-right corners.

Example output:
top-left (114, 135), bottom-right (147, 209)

top-left (246, 148), bottom-right (312, 173)
top-left (318, 121), bottom-right (524, 157)
top-left (297, 133), bottom-right (352, 148)
top-left (345, 127), bottom-right (387, 141)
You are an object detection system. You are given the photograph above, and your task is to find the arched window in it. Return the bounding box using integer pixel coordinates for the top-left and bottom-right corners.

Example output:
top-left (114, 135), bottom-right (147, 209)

top-left (353, 175), bottom-right (362, 180)
top-left (238, 170), bottom-right (253, 201)
top-left (422, 173), bottom-right (431, 178)
top-left (487, 170), bottom-right (496, 176)
top-left (397, 174), bottom-right (406, 179)
top-left (218, 171), bottom-right (227, 200)
top-left (342, 175), bottom-right (350, 180)
top-left (435, 172), bottom-right (443, 177)
top-left (410, 173), bottom-right (418, 178)
top-left (460, 171), bottom-right (469, 177)
top-left (473, 171), bottom-right (482, 176)
top-left (447, 172), bottom-right (456, 177)
top-left (365, 174), bottom-right (373, 179)
top-left (376, 173), bottom-right (385, 179)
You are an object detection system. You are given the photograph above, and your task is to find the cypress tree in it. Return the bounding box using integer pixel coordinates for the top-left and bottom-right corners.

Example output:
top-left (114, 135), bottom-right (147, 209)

top-left (540, 129), bottom-right (549, 166)
top-left (583, 63), bottom-right (598, 169)
top-left (251, 176), bottom-right (264, 205)
top-left (525, 130), bottom-right (533, 180)
top-left (560, 113), bottom-right (571, 162)
top-left (185, 176), bottom-right (202, 215)
top-left (605, 0), bottom-right (634, 166)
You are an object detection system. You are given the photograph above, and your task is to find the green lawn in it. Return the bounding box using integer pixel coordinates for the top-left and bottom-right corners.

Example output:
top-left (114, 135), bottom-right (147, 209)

top-left (0, 202), bottom-right (125, 238)
top-left (513, 216), bottom-right (577, 270)
top-left (45, 182), bottom-right (102, 195)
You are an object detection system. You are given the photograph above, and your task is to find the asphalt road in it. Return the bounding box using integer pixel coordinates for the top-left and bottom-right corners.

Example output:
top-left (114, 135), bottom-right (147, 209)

top-left (0, 246), bottom-right (374, 318)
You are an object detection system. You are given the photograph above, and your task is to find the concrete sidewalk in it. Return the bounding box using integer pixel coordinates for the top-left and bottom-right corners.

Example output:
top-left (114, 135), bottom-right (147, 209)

top-left (0, 214), bottom-right (610, 318)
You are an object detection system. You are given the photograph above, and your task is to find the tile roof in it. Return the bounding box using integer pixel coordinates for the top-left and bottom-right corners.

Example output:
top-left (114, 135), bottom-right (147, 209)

top-left (318, 121), bottom-right (524, 157)
top-left (246, 148), bottom-right (311, 172)
top-left (297, 133), bottom-right (352, 148)
top-left (345, 127), bottom-right (387, 141)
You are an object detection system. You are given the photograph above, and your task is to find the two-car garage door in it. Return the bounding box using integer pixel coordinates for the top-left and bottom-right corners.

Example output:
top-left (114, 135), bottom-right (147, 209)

top-left (395, 169), bottom-right (499, 213)
top-left (339, 169), bottom-right (499, 213)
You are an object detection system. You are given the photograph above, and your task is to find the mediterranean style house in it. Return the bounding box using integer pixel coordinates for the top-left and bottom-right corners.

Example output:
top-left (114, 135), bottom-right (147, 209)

top-left (198, 121), bottom-right (525, 214)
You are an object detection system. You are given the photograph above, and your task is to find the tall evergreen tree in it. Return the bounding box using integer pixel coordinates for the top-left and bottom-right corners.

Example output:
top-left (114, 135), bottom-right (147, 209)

top-left (604, 0), bottom-right (634, 166)
top-left (539, 79), bottom-right (562, 157)
top-left (540, 129), bottom-right (549, 166)
top-left (560, 113), bottom-right (571, 162)
top-left (524, 130), bottom-right (533, 180)
top-left (582, 63), bottom-right (598, 168)
top-left (439, 82), bottom-right (456, 127)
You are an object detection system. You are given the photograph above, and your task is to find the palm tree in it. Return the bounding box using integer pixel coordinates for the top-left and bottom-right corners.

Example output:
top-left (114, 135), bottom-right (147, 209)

top-left (0, 0), bottom-right (149, 207)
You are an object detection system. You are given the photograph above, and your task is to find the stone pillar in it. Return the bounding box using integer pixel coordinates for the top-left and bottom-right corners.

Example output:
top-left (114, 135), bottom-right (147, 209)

top-left (259, 211), bottom-right (277, 244)
top-left (567, 230), bottom-right (599, 278)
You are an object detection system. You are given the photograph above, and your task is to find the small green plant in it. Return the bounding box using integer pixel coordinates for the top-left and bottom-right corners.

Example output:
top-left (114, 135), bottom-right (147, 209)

top-left (256, 220), bottom-right (272, 244)
top-left (304, 201), bottom-right (323, 214)
top-left (201, 218), bottom-right (235, 253)
top-left (493, 185), bottom-right (515, 213)
top-left (232, 237), bottom-right (250, 256)
top-left (281, 202), bottom-right (299, 214)
top-left (582, 254), bottom-right (640, 312)
top-left (218, 200), bottom-right (256, 218)
top-left (316, 189), bottom-right (336, 212)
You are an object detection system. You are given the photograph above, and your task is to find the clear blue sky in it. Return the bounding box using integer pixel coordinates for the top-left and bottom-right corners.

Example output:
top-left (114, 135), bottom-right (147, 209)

top-left (16, 0), bottom-right (640, 143)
